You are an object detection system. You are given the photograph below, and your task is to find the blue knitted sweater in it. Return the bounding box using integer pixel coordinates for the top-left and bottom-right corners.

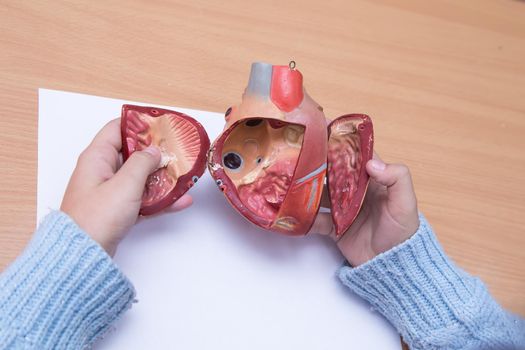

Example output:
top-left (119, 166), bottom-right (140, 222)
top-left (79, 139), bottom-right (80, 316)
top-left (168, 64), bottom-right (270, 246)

top-left (0, 212), bottom-right (523, 349)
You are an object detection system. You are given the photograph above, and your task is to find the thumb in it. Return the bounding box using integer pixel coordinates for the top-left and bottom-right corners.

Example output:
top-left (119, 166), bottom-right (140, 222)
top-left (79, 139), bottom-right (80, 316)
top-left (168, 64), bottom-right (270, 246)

top-left (366, 159), bottom-right (417, 210)
top-left (110, 146), bottom-right (161, 199)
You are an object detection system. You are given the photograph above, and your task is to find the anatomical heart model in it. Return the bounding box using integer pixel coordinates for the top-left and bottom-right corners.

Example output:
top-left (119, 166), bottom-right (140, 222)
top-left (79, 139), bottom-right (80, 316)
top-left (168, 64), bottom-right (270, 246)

top-left (120, 62), bottom-right (373, 237)
top-left (208, 62), bottom-right (374, 237)
top-left (121, 105), bottom-right (210, 215)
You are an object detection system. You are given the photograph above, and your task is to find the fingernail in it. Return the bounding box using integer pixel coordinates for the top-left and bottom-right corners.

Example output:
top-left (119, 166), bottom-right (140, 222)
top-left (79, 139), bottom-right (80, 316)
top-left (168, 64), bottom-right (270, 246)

top-left (369, 159), bottom-right (386, 171)
top-left (142, 146), bottom-right (160, 157)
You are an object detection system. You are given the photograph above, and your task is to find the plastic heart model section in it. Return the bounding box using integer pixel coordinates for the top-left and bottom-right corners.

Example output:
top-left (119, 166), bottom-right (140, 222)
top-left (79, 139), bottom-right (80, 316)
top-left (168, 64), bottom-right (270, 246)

top-left (121, 105), bottom-right (210, 215)
top-left (327, 114), bottom-right (373, 236)
top-left (217, 118), bottom-right (306, 227)
top-left (208, 62), bottom-right (374, 236)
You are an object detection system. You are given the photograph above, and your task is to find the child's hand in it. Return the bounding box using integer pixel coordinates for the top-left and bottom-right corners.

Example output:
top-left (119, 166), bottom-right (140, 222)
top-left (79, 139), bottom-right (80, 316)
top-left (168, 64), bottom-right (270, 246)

top-left (60, 119), bottom-right (193, 256)
top-left (310, 153), bottom-right (420, 266)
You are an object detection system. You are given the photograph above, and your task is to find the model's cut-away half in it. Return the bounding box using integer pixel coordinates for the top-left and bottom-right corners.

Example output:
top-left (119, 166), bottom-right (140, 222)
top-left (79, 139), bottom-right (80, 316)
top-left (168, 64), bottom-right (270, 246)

top-left (121, 105), bottom-right (210, 215)
top-left (120, 62), bottom-right (373, 237)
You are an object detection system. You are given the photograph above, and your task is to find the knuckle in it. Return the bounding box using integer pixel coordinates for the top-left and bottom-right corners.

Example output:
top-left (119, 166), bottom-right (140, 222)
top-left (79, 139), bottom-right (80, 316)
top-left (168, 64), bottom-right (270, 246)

top-left (77, 148), bottom-right (93, 164)
top-left (78, 145), bottom-right (106, 164)
top-left (105, 118), bottom-right (119, 128)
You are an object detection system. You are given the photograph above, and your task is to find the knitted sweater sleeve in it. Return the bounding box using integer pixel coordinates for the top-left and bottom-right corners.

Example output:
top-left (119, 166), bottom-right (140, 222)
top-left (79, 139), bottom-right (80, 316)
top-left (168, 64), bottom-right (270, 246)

top-left (338, 214), bottom-right (525, 349)
top-left (0, 211), bottom-right (135, 349)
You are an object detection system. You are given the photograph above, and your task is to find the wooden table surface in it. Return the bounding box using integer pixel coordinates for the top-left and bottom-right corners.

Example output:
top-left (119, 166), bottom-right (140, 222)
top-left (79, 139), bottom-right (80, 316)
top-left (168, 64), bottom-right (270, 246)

top-left (1, 0), bottom-right (524, 337)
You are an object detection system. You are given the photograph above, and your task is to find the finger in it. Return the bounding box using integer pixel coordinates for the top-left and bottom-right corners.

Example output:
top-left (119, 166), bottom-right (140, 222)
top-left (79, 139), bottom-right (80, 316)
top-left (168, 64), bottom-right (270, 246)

top-left (88, 118), bottom-right (122, 153)
top-left (367, 152), bottom-right (385, 193)
top-left (165, 194), bottom-right (193, 212)
top-left (308, 212), bottom-right (335, 238)
top-left (109, 146), bottom-right (161, 200)
top-left (77, 119), bottom-right (122, 174)
top-left (136, 194), bottom-right (194, 223)
top-left (73, 119), bottom-right (123, 187)
top-left (118, 152), bottom-right (124, 169)
top-left (349, 151), bottom-right (383, 197)
top-left (366, 159), bottom-right (416, 209)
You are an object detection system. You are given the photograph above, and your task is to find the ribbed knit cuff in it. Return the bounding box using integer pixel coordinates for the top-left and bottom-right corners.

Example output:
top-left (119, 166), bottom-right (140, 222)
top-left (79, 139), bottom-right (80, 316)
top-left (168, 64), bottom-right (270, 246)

top-left (338, 214), bottom-right (514, 349)
top-left (0, 211), bottom-right (135, 349)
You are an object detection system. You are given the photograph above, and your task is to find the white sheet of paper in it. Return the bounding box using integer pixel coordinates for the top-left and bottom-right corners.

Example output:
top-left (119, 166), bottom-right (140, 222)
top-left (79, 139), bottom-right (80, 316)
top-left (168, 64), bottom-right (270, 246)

top-left (37, 89), bottom-right (400, 349)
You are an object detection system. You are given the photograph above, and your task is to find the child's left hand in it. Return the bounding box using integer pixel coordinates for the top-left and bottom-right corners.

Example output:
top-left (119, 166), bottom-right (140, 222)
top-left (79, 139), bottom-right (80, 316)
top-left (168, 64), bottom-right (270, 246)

top-left (60, 119), bottom-right (193, 256)
top-left (309, 153), bottom-right (419, 266)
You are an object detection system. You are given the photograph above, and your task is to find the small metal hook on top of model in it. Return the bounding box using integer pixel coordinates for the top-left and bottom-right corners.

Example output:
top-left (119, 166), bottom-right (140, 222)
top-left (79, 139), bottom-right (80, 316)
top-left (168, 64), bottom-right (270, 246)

top-left (208, 61), bottom-right (374, 237)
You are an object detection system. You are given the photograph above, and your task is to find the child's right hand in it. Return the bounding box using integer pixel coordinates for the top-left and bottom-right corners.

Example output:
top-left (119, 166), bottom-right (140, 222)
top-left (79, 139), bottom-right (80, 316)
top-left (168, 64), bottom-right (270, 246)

top-left (310, 153), bottom-right (420, 266)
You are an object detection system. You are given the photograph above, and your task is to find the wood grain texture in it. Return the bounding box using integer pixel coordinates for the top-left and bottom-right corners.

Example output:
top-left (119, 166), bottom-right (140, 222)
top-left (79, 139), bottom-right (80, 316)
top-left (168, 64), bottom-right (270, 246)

top-left (0, 0), bottom-right (523, 334)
